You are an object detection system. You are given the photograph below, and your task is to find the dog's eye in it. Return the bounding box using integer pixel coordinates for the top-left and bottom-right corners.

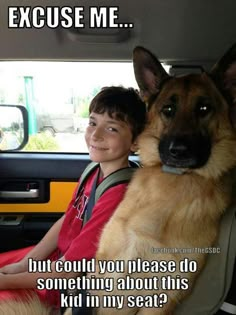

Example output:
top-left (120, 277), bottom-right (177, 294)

top-left (161, 104), bottom-right (176, 118)
top-left (196, 103), bottom-right (212, 117)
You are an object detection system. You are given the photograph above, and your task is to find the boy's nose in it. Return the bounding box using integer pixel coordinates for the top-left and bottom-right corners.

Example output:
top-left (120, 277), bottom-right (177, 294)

top-left (91, 128), bottom-right (104, 140)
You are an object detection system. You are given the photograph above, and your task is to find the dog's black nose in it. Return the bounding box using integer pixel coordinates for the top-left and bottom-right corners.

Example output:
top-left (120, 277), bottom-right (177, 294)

top-left (159, 134), bottom-right (211, 168)
top-left (169, 140), bottom-right (188, 158)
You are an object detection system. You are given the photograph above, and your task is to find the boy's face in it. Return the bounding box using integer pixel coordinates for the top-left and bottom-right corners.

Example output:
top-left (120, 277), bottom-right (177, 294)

top-left (85, 112), bottom-right (135, 165)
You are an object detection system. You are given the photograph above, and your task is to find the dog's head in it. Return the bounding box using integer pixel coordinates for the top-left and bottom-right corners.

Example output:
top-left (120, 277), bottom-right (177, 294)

top-left (133, 44), bottom-right (236, 179)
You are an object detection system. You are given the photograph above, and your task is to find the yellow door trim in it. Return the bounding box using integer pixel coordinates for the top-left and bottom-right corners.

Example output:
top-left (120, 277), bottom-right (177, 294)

top-left (0, 182), bottom-right (77, 213)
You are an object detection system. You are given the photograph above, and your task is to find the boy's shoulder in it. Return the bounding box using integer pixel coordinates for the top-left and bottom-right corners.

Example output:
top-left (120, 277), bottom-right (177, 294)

top-left (80, 161), bottom-right (139, 203)
top-left (80, 161), bottom-right (139, 226)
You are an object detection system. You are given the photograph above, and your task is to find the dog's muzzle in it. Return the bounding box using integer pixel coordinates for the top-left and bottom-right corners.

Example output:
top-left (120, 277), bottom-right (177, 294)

top-left (159, 134), bottom-right (211, 169)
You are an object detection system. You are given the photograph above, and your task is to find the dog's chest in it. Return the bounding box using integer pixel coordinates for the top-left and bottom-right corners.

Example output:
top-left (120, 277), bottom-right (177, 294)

top-left (126, 168), bottom-right (229, 242)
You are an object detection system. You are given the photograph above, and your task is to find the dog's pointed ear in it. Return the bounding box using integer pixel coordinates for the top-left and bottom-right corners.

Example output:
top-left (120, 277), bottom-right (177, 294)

top-left (210, 43), bottom-right (236, 105)
top-left (133, 46), bottom-right (169, 105)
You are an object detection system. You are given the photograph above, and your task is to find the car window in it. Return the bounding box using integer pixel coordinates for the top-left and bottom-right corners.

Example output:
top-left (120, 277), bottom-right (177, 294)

top-left (0, 61), bottom-right (139, 153)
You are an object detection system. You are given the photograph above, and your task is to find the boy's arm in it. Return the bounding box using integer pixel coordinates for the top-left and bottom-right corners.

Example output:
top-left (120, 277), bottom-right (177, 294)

top-left (0, 214), bottom-right (65, 274)
top-left (63, 184), bottom-right (127, 262)
top-left (0, 185), bottom-right (126, 290)
top-left (24, 214), bottom-right (65, 260)
top-left (0, 257), bottom-right (79, 290)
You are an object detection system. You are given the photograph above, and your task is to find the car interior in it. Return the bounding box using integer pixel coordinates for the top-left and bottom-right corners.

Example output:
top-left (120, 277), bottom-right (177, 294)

top-left (0, 0), bottom-right (235, 314)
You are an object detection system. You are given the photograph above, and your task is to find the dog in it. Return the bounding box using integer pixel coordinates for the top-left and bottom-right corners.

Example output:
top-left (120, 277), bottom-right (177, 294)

top-left (4, 44), bottom-right (236, 315)
top-left (0, 293), bottom-right (58, 315)
top-left (63, 44), bottom-right (236, 315)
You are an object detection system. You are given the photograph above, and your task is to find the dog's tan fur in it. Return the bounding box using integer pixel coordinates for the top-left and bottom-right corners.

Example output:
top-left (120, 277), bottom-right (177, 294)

top-left (83, 45), bottom-right (236, 315)
top-left (0, 292), bottom-right (58, 315)
top-left (4, 45), bottom-right (236, 315)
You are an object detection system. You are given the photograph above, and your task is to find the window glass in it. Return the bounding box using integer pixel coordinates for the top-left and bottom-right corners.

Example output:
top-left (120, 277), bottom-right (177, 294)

top-left (0, 62), bottom-right (169, 153)
top-left (0, 62), bottom-right (139, 153)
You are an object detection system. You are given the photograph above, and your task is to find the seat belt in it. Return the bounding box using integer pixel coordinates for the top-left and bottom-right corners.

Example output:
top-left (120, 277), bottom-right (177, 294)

top-left (82, 169), bottom-right (100, 227)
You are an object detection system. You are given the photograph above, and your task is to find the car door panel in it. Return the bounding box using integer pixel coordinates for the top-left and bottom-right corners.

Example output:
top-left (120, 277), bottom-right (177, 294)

top-left (0, 213), bottom-right (63, 252)
top-left (0, 182), bottom-right (77, 212)
top-left (0, 153), bottom-right (90, 252)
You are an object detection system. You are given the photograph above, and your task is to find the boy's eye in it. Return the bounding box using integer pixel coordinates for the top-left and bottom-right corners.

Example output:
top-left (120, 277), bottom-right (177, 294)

top-left (107, 127), bottom-right (118, 132)
top-left (88, 121), bottom-right (96, 126)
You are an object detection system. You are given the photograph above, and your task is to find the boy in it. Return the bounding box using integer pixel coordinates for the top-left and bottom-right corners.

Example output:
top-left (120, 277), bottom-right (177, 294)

top-left (0, 86), bottom-right (146, 309)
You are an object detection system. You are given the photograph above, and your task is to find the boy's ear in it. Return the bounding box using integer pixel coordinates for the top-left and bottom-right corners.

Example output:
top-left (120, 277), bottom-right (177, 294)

top-left (133, 46), bottom-right (169, 106)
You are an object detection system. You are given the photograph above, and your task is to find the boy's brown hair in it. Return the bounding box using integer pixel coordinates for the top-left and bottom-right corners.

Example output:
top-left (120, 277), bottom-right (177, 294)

top-left (89, 86), bottom-right (146, 140)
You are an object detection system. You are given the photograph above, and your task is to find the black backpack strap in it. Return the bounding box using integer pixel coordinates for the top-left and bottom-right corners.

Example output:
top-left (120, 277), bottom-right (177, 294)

top-left (78, 162), bottom-right (99, 188)
top-left (95, 166), bottom-right (136, 203)
top-left (77, 160), bottom-right (138, 202)
top-left (82, 162), bottom-right (138, 226)
top-left (82, 169), bottom-right (100, 227)
top-left (74, 162), bottom-right (99, 201)
top-left (69, 162), bottom-right (139, 315)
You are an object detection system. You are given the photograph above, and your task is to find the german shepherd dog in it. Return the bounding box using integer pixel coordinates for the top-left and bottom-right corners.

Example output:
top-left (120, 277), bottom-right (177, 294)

top-left (75, 44), bottom-right (236, 315)
top-left (1, 45), bottom-right (236, 315)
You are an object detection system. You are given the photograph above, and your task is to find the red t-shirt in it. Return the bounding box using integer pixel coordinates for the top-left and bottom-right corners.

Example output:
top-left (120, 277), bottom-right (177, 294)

top-left (58, 167), bottom-right (128, 261)
top-left (46, 167), bottom-right (129, 307)
top-left (0, 167), bottom-right (129, 308)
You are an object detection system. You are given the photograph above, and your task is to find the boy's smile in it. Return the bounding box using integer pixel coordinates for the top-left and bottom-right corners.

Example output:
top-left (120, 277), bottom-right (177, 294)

top-left (85, 112), bottom-right (136, 176)
top-left (89, 145), bottom-right (108, 151)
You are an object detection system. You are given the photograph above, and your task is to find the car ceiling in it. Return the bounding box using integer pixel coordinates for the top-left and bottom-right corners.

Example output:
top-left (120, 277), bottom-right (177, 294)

top-left (1, 0), bottom-right (236, 69)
